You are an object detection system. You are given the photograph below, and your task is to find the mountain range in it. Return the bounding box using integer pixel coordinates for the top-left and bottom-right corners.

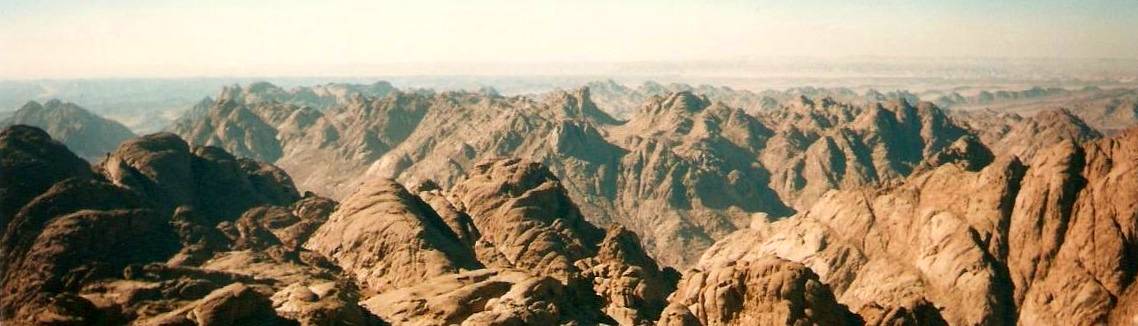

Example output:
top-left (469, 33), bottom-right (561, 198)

top-left (2, 80), bottom-right (1138, 325)
top-left (168, 82), bottom-right (1124, 268)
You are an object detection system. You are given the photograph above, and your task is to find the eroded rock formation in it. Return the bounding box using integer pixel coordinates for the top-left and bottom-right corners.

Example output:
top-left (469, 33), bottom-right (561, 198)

top-left (696, 128), bottom-right (1138, 325)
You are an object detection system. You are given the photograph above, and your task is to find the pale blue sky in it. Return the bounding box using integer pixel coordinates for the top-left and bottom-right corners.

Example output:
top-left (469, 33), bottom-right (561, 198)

top-left (2, 0), bottom-right (1136, 78)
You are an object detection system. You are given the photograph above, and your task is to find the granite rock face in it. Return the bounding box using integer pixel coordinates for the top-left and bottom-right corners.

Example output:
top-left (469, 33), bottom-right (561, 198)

top-left (576, 226), bottom-right (679, 325)
top-left (307, 158), bottom-right (676, 325)
top-left (304, 178), bottom-right (481, 293)
top-left (697, 128), bottom-right (1138, 325)
top-left (446, 158), bottom-right (605, 281)
top-left (658, 257), bottom-right (859, 326)
top-left (1009, 129), bottom-right (1138, 325)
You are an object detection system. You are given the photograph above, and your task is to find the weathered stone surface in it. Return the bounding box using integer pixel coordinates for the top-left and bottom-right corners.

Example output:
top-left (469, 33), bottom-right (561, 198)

top-left (362, 268), bottom-right (593, 325)
top-left (575, 226), bottom-right (678, 325)
top-left (0, 125), bottom-right (92, 230)
top-left (1, 207), bottom-right (177, 323)
top-left (1010, 129), bottom-right (1138, 325)
top-left (99, 133), bottom-right (299, 221)
top-left (657, 257), bottom-right (858, 326)
top-left (304, 178), bottom-right (480, 293)
top-left (0, 126), bottom-right (330, 324)
top-left (448, 158), bottom-right (604, 281)
top-left (697, 128), bottom-right (1138, 325)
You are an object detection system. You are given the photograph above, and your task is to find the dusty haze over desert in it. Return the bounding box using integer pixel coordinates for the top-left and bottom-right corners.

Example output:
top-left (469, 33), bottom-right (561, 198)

top-left (2, 1), bottom-right (1138, 325)
top-left (3, 0), bottom-right (1138, 77)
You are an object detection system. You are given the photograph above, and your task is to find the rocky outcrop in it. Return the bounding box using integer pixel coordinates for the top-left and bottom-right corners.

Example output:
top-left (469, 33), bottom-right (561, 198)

top-left (304, 178), bottom-right (480, 293)
top-left (0, 125), bottom-right (92, 230)
top-left (0, 125), bottom-right (371, 325)
top-left (1008, 129), bottom-right (1138, 324)
top-left (362, 269), bottom-right (591, 325)
top-left (99, 132), bottom-right (300, 221)
top-left (576, 226), bottom-right (678, 325)
top-left (448, 158), bottom-right (605, 281)
top-left (697, 127), bottom-right (1138, 325)
top-left (1, 100), bottom-right (135, 160)
top-left (698, 153), bottom-right (1025, 324)
top-left (658, 257), bottom-right (858, 325)
top-left (1, 207), bottom-right (177, 323)
top-left (301, 158), bottom-right (676, 325)
top-left (156, 283), bottom-right (280, 325)
top-left (0, 132), bottom-right (178, 321)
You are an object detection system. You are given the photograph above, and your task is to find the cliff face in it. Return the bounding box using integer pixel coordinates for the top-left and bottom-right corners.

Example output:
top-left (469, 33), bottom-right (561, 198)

top-left (695, 128), bottom-right (1138, 325)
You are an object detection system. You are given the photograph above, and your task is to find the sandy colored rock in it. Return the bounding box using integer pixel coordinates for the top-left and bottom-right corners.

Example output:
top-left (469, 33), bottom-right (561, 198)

top-left (304, 178), bottom-right (481, 293)
top-left (575, 226), bottom-right (678, 325)
top-left (657, 257), bottom-right (858, 326)
top-left (1010, 129), bottom-right (1138, 325)
top-left (172, 83), bottom-right (986, 269)
top-left (362, 268), bottom-right (599, 325)
top-left (448, 158), bottom-right (604, 281)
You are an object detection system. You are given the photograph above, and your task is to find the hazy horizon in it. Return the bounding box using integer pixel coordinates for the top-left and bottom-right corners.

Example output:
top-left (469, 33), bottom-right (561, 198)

top-left (4, 0), bottom-right (1138, 79)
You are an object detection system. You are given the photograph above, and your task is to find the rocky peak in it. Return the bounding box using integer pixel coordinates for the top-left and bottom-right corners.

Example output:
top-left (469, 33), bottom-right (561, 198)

top-left (593, 225), bottom-right (658, 268)
top-left (99, 131), bottom-right (298, 222)
top-left (101, 132), bottom-right (196, 209)
top-left (662, 91), bottom-right (709, 113)
top-left (574, 225), bottom-right (678, 325)
top-left (1033, 108), bottom-right (1101, 137)
top-left (2, 100), bottom-right (135, 160)
top-left (17, 101), bottom-right (44, 113)
top-left (449, 158), bottom-right (604, 280)
top-left (917, 134), bottom-right (995, 173)
top-left (954, 107), bottom-right (1104, 162)
top-left (304, 177), bottom-right (480, 293)
top-left (548, 87), bottom-right (620, 125)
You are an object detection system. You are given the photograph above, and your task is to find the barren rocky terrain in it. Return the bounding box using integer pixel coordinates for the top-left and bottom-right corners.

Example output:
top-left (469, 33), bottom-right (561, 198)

top-left (168, 82), bottom-right (1131, 268)
top-left (2, 80), bottom-right (1138, 325)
